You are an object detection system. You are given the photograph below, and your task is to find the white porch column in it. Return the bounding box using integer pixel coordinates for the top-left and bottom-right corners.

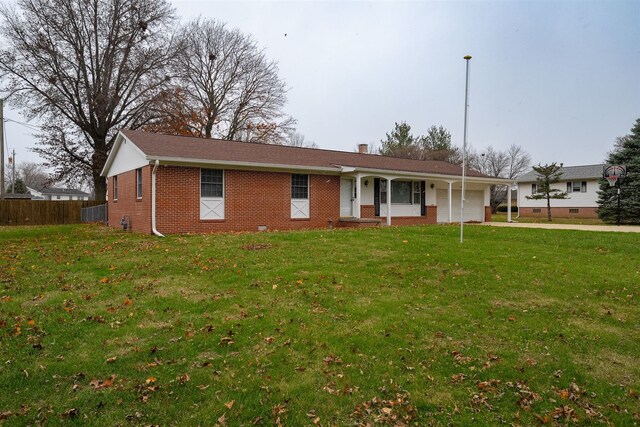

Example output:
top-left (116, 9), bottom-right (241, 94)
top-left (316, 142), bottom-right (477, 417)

top-left (386, 177), bottom-right (392, 226)
top-left (507, 184), bottom-right (512, 223)
top-left (355, 174), bottom-right (362, 219)
top-left (447, 181), bottom-right (453, 223)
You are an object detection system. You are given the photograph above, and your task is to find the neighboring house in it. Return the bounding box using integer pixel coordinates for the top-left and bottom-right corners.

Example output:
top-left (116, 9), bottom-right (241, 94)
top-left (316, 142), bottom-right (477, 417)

top-left (517, 164), bottom-right (605, 218)
top-left (101, 129), bottom-right (511, 235)
top-left (27, 187), bottom-right (92, 201)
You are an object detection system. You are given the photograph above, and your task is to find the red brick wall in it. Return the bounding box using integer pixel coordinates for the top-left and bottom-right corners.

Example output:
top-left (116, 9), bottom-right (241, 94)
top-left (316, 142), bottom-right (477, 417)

top-left (519, 207), bottom-right (598, 219)
top-left (360, 204), bottom-right (438, 225)
top-left (485, 206), bottom-right (492, 222)
top-left (151, 166), bottom-right (341, 234)
top-left (107, 166), bottom-right (152, 233)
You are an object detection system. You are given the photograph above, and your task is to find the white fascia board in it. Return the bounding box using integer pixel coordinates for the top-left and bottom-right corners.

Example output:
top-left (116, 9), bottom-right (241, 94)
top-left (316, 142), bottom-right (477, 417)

top-left (342, 167), bottom-right (512, 185)
top-left (148, 156), bottom-right (341, 175)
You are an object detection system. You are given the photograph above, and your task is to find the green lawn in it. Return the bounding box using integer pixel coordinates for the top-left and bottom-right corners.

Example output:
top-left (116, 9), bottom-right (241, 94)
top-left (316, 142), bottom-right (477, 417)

top-left (492, 213), bottom-right (608, 226)
top-left (1, 224), bottom-right (638, 425)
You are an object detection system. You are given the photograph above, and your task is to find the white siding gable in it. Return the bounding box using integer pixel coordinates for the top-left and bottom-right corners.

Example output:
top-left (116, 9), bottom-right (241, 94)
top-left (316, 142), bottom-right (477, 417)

top-left (105, 136), bottom-right (149, 177)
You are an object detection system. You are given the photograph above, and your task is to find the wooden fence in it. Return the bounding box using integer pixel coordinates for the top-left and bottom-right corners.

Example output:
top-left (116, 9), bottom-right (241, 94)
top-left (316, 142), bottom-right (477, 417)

top-left (0, 200), bottom-right (104, 226)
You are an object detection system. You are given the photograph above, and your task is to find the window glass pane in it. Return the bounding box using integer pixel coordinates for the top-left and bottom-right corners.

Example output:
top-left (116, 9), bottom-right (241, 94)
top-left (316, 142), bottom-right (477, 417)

top-left (291, 174), bottom-right (308, 199)
top-left (201, 169), bottom-right (223, 198)
top-left (136, 169), bottom-right (142, 198)
top-left (391, 181), bottom-right (412, 204)
top-left (113, 176), bottom-right (118, 200)
top-left (572, 182), bottom-right (581, 192)
top-left (532, 184), bottom-right (537, 194)
top-left (581, 181), bottom-right (587, 192)
top-left (413, 181), bottom-right (421, 204)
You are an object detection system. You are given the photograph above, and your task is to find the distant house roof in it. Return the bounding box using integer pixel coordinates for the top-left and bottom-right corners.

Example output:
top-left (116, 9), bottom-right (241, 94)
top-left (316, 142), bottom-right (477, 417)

top-left (518, 164), bottom-right (605, 183)
top-left (103, 129), bottom-right (505, 182)
top-left (29, 187), bottom-right (91, 196)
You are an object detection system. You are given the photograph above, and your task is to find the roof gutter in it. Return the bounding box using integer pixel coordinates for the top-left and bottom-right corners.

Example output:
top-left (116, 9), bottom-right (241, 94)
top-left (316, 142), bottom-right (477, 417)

top-left (151, 160), bottom-right (164, 238)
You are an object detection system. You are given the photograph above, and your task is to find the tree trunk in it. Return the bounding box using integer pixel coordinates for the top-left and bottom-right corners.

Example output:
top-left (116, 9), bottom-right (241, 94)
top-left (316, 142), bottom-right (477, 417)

top-left (92, 147), bottom-right (108, 202)
top-left (546, 195), bottom-right (552, 221)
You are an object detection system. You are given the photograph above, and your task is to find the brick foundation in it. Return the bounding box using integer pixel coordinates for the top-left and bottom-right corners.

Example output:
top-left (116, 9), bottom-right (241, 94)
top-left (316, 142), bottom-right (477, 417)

top-left (519, 207), bottom-right (598, 219)
top-left (360, 204), bottom-right (438, 225)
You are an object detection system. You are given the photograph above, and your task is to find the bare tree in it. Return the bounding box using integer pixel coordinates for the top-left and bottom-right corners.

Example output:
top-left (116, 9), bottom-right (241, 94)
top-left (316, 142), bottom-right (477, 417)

top-left (0, 0), bottom-right (177, 201)
top-left (15, 161), bottom-right (52, 189)
top-left (470, 144), bottom-right (531, 213)
top-left (286, 132), bottom-right (318, 149)
top-left (155, 18), bottom-right (295, 143)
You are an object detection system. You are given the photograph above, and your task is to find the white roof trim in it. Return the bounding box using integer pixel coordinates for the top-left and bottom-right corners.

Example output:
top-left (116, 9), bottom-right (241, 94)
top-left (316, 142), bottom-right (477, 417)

top-left (148, 156), bottom-right (341, 174)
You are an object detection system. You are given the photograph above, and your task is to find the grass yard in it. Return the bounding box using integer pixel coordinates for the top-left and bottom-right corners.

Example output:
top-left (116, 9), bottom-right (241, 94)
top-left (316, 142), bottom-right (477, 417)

top-left (491, 213), bottom-right (607, 226)
top-left (0, 224), bottom-right (639, 426)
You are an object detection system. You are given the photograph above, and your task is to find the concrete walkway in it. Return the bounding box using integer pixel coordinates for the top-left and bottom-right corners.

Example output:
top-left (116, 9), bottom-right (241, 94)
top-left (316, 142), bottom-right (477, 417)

top-left (485, 221), bottom-right (640, 233)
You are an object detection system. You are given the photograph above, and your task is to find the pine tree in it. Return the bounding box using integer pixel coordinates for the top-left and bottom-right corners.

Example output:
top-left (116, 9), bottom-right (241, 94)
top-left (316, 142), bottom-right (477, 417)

top-left (6, 178), bottom-right (28, 194)
top-left (597, 118), bottom-right (640, 224)
top-left (525, 163), bottom-right (569, 221)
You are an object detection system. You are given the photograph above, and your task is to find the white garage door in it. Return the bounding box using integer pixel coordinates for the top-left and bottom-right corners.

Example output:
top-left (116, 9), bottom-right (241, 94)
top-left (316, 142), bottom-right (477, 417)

top-left (436, 190), bottom-right (484, 223)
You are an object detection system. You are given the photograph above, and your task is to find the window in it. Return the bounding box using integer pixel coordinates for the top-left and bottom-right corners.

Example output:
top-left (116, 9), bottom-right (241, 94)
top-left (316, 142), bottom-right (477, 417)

top-left (291, 174), bottom-right (308, 199)
top-left (113, 176), bottom-right (118, 201)
top-left (413, 181), bottom-right (421, 205)
top-left (201, 169), bottom-right (223, 198)
top-left (380, 180), bottom-right (387, 204)
top-left (391, 181), bottom-right (412, 204)
top-left (567, 181), bottom-right (587, 193)
top-left (569, 209), bottom-right (579, 213)
top-left (136, 168), bottom-right (142, 199)
top-left (531, 183), bottom-right (537, 194)
top-left (380, 180), bottom-right (421, 204)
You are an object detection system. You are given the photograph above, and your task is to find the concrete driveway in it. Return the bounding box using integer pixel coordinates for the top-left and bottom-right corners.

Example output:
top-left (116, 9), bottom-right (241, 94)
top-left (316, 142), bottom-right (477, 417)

top-left (485, 221), bottom-right (640, 233)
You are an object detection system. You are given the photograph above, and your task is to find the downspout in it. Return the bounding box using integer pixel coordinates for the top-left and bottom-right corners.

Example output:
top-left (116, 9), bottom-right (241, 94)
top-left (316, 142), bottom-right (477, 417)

top-left (151, 160), bottom-right (165, 237)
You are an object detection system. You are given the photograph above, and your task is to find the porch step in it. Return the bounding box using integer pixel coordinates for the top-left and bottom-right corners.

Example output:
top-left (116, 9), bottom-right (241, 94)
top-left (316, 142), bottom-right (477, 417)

top-left (336, 217), bottom-right (382, 228)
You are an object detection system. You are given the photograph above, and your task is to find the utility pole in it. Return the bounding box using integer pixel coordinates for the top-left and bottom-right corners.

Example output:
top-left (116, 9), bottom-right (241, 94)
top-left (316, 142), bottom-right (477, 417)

top-left (10, 149), bottom-right (15, 194)
top-left (0, 98), bottom-right (4, 200)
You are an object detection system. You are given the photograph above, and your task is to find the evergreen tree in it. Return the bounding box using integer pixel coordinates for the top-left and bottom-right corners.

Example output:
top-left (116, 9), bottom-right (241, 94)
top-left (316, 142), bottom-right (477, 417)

top-left (597, 118), bottom-right (640, 224)
top-left (6, 178), bottom-right (28, 194)
top-left (525, 163), bottom-right (569, 221)
top-left (379, 122), bottom-right (422, 159)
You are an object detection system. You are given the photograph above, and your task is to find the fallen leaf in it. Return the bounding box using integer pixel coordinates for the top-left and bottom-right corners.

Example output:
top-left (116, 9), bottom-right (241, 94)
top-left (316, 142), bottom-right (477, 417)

top-left (146, 377), bottom-right (157, 384)
top-left (219, 336), bottom-right (234, 346)
top-left (224, 400), bottom-right (235, 409)
top-left (176, 373), bottom-right (190, 384)
top-left (217, 412), bottom-right (227, 426)
top-left (105, 357), bottom-right (117, 364)
top-left (61, 408), bottom-right (78, 419)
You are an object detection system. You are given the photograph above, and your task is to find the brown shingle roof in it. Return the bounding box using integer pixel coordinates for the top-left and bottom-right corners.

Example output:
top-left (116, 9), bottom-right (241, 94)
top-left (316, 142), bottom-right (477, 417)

top-left (120, 129), bottom-right (488, 178)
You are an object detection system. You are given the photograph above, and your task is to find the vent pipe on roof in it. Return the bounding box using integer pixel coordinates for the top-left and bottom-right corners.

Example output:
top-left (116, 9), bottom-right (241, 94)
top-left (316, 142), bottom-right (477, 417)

top-left (358, 144), bottom-right (368, 154)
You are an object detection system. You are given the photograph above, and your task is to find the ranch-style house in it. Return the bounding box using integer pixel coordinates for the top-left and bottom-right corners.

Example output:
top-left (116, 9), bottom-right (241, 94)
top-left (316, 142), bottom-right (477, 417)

top-left (101, 129), bottom-right (512, 235)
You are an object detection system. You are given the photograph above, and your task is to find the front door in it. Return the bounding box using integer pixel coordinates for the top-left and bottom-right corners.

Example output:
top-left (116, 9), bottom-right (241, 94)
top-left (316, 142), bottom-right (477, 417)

top-left (340, 179), bottom-right (354, 217)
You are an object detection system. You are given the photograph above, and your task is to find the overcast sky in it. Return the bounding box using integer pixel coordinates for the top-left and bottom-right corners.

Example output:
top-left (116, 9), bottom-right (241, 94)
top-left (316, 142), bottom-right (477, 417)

top-left (4, 0), bottom-right (640, 169)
